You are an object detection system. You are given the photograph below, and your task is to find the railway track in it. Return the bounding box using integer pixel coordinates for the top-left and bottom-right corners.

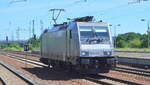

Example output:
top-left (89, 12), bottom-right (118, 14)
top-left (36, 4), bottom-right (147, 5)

top-left (4, 50), bottom-right (40, 57)
top-left (5, 51), bottom-right (150, 75)
top-left (0, 78), bottom-right (6, 85)
top-left (0, 61), bottom-right (37, 85)
top-left (2, 52), bottom-right (144, 85)
top-left (85, 74), bottom-right (142, 85)
top-left (115, 51), bottom-right (150, 53)
top-left (114, 66), bottom-right (150, 77)
top-left (5, 53), bottom-right (47, 67)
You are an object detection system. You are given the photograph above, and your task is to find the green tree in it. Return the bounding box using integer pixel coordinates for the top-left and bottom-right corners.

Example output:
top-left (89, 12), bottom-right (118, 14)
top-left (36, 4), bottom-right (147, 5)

top-left (3, 43), bottom-right (22, 51)
top-left (116, 32), bottom-right (142, 48)
top-left (28, 43), bottom-right (33, 51)
top-left (129, 39), bottom-right (142, 48)
top-left (141, 34), bottom-right (148, 48)
top-left (9, 43), bottom-right (20, 49)
top-left (117, 40), bottom-right (129, 48)
top-left (28, 37), bottom-right (40, 50)
top-left (0, 43), bottom-right (7, 49)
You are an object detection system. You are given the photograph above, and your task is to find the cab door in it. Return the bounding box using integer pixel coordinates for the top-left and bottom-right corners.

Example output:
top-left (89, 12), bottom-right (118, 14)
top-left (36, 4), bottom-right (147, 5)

top-left (66, 30), bottom-right (72, 62)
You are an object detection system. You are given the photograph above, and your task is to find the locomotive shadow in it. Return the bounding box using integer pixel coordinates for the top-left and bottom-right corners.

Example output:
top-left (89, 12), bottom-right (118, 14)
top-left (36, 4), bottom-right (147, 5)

top-left (22, 67), bottom-right (83, 80)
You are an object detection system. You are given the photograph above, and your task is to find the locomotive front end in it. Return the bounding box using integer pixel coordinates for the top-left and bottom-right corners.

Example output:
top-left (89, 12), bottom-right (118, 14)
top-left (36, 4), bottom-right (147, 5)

top-left (77, 22), bottom-right (117, 73)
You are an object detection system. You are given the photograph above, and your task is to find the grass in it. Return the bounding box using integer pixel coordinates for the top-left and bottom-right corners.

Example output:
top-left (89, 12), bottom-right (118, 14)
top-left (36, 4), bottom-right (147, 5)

top-left (3, 47), bottom-right (23, 51)
top-left (115, 48), bottom-right (150, 52)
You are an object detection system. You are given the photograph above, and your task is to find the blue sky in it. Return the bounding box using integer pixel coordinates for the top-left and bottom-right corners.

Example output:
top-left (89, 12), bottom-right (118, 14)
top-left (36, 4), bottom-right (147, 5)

top-left (0, 0), bottom-right (150, 40)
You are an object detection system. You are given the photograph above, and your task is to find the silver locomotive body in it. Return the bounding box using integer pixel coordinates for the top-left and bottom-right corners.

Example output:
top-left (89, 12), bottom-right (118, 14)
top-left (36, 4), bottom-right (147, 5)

top-left (40, 21), bottom-right (116, 73)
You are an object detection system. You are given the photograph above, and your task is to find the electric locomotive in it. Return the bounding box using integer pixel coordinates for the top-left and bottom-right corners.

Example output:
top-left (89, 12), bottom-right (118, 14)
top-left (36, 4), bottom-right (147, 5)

top-left (40, 16), bottom-right (117, 73)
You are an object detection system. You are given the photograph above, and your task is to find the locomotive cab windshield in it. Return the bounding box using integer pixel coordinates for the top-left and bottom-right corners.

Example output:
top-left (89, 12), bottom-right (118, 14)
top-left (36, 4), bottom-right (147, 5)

top-left (79, 26), bottom-right (110, 44)
top-left (78, 22), bottom-right (113, 58)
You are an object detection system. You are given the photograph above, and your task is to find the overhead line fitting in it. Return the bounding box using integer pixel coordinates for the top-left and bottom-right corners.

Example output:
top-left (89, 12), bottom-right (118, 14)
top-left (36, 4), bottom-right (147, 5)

top-left (49, 9), bottom-right (65, 24)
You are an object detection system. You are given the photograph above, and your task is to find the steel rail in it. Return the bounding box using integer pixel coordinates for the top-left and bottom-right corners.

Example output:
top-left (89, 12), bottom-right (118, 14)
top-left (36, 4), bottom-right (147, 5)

top-left (1, 51), bottom-right (145, 85)
top-left (0, 51), bottom-right (47, 67)
top-left (84, 77), bottom-right (113, 85)
top-left (0, 61), bottom-right (37, 85)
top-left (3, 53), bottom-right (113, 85)
top-left (7, 51), bottom-right (40, 57)
top-left (6, 54), bottom-right (47, 67)
top-left (0, 50), bottom-right (40, 57)
top-left (116, 66), bottom-right (150, 73)
top-left (113, 67), bottom-right (150, 77)
top-left (0, 78), bottom-right (6, 85)
top-left (115, 51), bottom-right (150, 53)
top-left (87, 74), bottom-right (143, 85)
top-left (7, 52), bottom-right (40, 62)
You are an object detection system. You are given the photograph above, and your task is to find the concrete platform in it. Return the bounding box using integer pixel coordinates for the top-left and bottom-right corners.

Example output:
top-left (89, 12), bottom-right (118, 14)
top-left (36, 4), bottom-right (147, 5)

top-left (117, 57), bottom-right (150, 67)
top-left (114, 51), bottom-right (150, 59)
top-left (114, 52), bottom-right (150, 67)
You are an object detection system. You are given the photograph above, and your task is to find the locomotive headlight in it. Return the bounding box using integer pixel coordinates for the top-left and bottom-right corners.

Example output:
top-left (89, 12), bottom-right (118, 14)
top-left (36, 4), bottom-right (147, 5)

top-left (107, 52), bottom-right (111, 55)
top-left (104, 51), bottom-right (112, 55)
top-left (82, 52), bottom-right (86, 55)
top-left (81, 51), bottom-right (89, 56)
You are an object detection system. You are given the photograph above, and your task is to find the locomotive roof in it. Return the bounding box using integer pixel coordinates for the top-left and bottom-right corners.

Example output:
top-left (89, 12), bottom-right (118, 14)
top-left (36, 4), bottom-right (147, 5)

top-left (43, 23), bottom-right (68, 33)
top-left (77, 22), bottom-right (108, 26)
top-left (43, 21), bottom-right (108, 34)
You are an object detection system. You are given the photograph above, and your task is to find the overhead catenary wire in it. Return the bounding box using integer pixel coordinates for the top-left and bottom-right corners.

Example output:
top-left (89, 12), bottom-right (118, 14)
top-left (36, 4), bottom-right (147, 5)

top-left (64, 0), bottom-right (150, 21)
top-left (83, 0), bottom-right (150, 22)
top-left (128, 0), bottom-right (149, 4)
top-left (9, 0), bottom-right (27, 5)
top-left (5, 0), bottom-right (150, 41)
top-left (59, 0), bottom-right (138, 22)
top-left (73, 0), bottom-right (87, 4)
